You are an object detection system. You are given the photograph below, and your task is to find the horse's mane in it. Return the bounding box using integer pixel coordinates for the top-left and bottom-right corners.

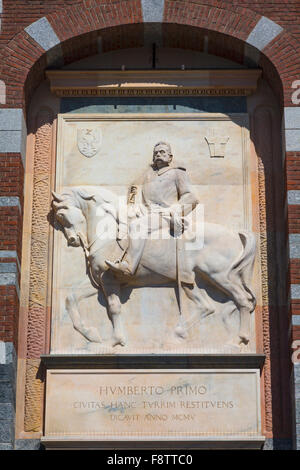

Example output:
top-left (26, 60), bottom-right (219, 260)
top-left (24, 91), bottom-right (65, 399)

top-left (53, 186), bottom-right (119, 220)
top-left (55, 186), bottom-right (115, 205)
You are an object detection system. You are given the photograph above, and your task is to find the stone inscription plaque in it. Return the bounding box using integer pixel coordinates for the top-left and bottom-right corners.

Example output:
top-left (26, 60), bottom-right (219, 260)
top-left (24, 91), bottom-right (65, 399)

top-left (44, 369), bottom-right (261, 440)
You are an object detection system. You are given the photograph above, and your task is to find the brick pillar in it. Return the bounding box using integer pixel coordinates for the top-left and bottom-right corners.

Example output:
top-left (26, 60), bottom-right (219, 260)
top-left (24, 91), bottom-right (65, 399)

top-left (0, 109), bottom-right (26, 449)
top-left (284, 108), bottom-right (300, 449)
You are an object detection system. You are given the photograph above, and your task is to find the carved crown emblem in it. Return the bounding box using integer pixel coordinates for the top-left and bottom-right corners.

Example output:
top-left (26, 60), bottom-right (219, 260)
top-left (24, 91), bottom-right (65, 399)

top-left (205, 129), bottom-right (229, 158)
top-left (77, 128), bottom-right (102, 158)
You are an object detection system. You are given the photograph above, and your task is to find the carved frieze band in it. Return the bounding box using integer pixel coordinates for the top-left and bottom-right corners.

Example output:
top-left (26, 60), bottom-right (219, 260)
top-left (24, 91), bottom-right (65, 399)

top-left (46, 69), bottom-right (262, 98)
top-left (52, 88), bottom-right (254, 97)
top-left (24, 107), bottom-right (54, 432)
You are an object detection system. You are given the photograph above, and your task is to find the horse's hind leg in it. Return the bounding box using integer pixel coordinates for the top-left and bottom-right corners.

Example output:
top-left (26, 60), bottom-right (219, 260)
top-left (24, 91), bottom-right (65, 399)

top-left (66, 287), bottom-right (102, 342)
top-left (178, 283), bottom-right (214, 335)
top-left (207, 272), bottom-right (253, 345)
top-left (183, 283), bottom-right (215, 317)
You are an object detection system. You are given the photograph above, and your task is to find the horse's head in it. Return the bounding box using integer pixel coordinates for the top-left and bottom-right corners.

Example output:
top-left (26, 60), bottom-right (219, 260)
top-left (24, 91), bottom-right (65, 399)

top-left (52, 190), bottom-right (86, 247)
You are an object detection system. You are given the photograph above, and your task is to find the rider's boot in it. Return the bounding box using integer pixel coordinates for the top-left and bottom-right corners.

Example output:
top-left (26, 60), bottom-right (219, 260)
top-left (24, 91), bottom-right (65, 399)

top-left (106, 238), bottom-right (146, 276)
top-left (105, 259), bottom-right (132, 275)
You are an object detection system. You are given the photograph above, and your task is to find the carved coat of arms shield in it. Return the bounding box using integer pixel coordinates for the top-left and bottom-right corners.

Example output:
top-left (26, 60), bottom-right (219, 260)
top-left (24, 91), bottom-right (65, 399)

top-left (77, 128), bottom-right (102, 158)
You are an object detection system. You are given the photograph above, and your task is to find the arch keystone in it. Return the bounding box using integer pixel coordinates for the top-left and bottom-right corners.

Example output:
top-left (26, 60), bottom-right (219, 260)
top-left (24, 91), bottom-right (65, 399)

top-left (25, 17), bottom-right (60, 52)
top-left (246, 16), bottom-right (283, 51)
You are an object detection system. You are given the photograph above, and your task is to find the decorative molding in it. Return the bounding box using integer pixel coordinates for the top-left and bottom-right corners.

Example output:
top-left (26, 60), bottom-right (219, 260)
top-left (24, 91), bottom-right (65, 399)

top-left (254, 106), bottom-right (274, 434)
top-left (41, 354), bottom-right (265, 369)
top-left (46, 70), bottom-right (262, 97)
top-left (41, 436), bottom-right (266, 450)
top-left (24, 107), bottom-right (54, 432)
top-left (24, 358), bottom-right (44, 433)
top-left (52, 88), bottom-right (254, 97)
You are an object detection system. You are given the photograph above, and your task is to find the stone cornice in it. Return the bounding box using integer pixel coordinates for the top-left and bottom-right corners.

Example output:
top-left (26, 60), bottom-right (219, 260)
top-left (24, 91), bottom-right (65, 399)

top-left (41, 354), bottom-right (266, 369)
top-left (46, 69), bottom-right (262, 97)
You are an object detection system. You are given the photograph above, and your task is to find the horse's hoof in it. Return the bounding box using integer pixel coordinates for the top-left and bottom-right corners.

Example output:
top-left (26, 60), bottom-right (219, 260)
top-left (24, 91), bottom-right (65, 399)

top-left (175, 325), bottom-right (188, 339)
top-left (80, 326), bottom-right (102, 343)
top-left (225, 341), bottom-right (241, 352)
top-left (112, 335), bottom-right (126, 347)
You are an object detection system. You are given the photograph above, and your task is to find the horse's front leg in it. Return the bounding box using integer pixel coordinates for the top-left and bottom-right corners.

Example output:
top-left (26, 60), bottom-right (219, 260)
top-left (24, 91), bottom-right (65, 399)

top-left (101, 271), bottom-right (125, 347)
top-left (65, 286), bottom-right (102, 343)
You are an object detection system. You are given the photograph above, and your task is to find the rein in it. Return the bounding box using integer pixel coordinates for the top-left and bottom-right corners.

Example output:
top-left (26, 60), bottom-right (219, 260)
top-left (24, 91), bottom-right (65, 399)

top-left (78, 232), bottom-right (89, 257)
top-left (77, 231), bottom-right (125, 289)
top-left (77, 232), bottom-right (102, 289)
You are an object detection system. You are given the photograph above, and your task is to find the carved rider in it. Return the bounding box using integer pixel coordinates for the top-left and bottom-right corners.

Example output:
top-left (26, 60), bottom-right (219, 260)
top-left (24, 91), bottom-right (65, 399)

top-left (105, 142), bottom-right (199, 277)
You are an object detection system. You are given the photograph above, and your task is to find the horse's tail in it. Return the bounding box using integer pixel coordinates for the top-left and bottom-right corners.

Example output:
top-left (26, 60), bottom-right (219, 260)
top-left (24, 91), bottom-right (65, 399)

top-left (229, 230), bottom-right (257, 312)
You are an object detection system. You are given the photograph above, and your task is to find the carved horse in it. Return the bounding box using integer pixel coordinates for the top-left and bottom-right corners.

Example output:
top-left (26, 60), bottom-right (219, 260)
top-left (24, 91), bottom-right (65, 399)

top-left (52, 186), bottom-right (256, 348)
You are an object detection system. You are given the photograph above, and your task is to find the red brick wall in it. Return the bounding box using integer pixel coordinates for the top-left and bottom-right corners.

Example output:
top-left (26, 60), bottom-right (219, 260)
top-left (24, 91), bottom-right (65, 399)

top-left (0, 203), bottom-right (22, 348)
top-left (290, 260), bottom-right (300, 285)
top-left (286, 149), bottom-right (300, 347)
top-left (0, 154), bottom-right (24, 200)
top-left (0, 284), bottom-right (19, 345)
top-left (0, 1), bottom-right (299, 108)
top-left (0, 153), bottom-right (23, 347)
top-left (287, 153), bottom-right (300, 190)
top-left (0, 207), bottom-right (22, 261)
top-left (288, 206), bottom-right (300, 233)
top-left (1, 0), bottom-right (300, 48)
top-left (0, 1), bottom-right (83, 47)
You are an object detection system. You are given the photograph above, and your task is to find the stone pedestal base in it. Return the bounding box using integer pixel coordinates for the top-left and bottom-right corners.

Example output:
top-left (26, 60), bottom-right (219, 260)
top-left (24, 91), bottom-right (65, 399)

top-left (41, 355), bottom-right (265, 450)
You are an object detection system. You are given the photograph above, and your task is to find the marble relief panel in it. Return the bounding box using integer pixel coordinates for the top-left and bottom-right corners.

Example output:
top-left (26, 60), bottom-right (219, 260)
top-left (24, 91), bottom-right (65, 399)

top-left (51, 114), bottom-right (260, 354)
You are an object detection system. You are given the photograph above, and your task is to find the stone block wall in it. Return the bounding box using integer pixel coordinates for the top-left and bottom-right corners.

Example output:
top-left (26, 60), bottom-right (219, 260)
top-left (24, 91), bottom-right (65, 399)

top-left (0, 341), bottom-right (16, 450)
